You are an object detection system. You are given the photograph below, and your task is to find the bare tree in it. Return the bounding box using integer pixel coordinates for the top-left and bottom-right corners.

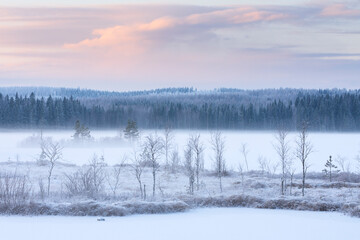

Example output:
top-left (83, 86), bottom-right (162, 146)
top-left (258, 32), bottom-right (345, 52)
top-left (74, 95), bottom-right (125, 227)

top-left (142, 134), bottom-right (164, 197)
top-left (241, 143), bottom-right (250, 171)
top-left (107, 155), bottom-right (126, 197)
top-left (189, 134), bottom-right (204, 191)
top-left (38, 178), bottom-right (45, 201)
top-left (183, 142), bottom-right (195, 194)
top-left (286, 158), bottom-right (296, 195)
top-left (131, 148), bottom-right (145, 199)
top-left (335, 155), bottom-right (352, 182)
top-left (38, 134), bottom-right (48, 166)
top-left (273, 129), bottom-right (291, 195)
top-left (170, 148), bottom-right (181, 174)
top-left (163, 127), bottom-right (175, 169)
top-left (295, 122), bottom-right (313, 196)
top-left (41, 139), bottom-right (63, 196)
top-left (271, 162), bottom-right (279, 176)
top-left (335, 155), bottom-right (347, 172)
top-left (238, 162), bottom-right (245, 186)
top-left (257, 156), bottom-right (270, 175)
top-left (88, 154), bottom-right (106, 197)
top-left (210, 132), bottom-right (226, 192)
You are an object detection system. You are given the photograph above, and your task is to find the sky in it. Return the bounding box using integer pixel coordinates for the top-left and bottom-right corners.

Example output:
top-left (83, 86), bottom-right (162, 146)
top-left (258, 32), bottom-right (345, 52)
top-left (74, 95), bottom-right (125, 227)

top-left (0, 0), bottom-right (359, 91)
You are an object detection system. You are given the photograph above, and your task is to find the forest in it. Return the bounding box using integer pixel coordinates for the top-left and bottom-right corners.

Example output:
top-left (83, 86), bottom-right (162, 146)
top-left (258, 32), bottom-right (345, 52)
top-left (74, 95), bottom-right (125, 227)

top-left (0, 87), bottom-right (359, 130)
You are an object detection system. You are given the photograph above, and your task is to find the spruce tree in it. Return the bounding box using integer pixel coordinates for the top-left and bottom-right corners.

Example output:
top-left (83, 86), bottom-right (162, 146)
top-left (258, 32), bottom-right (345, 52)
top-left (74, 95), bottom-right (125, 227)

top-left (124, 120), bottom-right (139, 142)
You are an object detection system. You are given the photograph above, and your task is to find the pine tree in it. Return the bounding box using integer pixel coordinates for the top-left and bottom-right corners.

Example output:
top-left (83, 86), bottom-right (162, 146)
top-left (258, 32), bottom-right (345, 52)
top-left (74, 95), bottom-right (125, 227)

top-left (124, 120), bottom-right (139, 142)
top-left (323, 156), bottom-right (339, 182)
top-left (73, 120), bottom-right (91, 140)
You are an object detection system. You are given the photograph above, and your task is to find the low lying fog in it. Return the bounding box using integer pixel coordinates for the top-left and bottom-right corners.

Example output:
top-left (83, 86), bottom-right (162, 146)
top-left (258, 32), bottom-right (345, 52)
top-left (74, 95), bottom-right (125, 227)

top-left (0, 129), bottom-right (359, 173)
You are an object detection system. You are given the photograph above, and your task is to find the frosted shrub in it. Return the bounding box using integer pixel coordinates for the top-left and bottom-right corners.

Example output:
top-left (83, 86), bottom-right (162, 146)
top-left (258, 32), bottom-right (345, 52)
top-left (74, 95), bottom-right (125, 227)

top-left (0, 172), bottom-right (31, 207)
top-left (64, 155), bottom-right (106, 198)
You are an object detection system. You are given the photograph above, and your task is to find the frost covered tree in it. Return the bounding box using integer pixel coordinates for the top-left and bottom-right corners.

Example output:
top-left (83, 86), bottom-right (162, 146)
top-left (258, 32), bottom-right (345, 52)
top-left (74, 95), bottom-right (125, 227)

top-left (107, 156), bottom-right (126, 197)
top-left (131, 148), bottom-right (145, 199)
top-left (211, 132), bottom-right (226, 192)
top-left (240, 143), bottom-right (249, 172)
top-left (335, 155), bottom-right (351, 182)
top-left (295, 122), bottom-right (313, 196)
top-left (323, 156), bottom-right (338, 182)
top-left (274, 129), bottom-right (291, 195)
top-left (142, 134), bottom-right (164, 197)
top-left (258, 156), bottom-right (270, 175)
top-left (184, 142), bottom-right (195, 195)
top-left (335, 155), bottom-right (348, 173)
top-left (170, 148), bottom-right (181, 174)
top-left (92, 155), bottom-right (106, 192)
top-left (163, 127), bottom-right (174, 169)
top-left (40, 139), bottom-right (63, 196)
top-left (189, 134), bottom-right (204, 191)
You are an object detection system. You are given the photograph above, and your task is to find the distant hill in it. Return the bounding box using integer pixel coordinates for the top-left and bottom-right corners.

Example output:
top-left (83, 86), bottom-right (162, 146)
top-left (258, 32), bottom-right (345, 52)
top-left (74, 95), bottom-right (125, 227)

top-left (0, 87), bottom-right (197, 99)
top-left (0, 87), bottom-right (359, 131)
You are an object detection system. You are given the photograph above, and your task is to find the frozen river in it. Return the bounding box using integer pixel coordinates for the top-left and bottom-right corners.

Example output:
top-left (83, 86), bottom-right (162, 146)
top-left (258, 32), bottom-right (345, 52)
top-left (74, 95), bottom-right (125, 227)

top-left (0, 129), bottom-right (359, 172)
top-left (0, 208), bottom-right (359, 240)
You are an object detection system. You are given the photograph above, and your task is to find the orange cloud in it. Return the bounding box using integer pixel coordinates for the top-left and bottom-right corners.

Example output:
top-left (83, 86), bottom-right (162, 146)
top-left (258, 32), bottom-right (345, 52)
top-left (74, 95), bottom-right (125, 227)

top-left (320, 4), bottom-right (360, 17)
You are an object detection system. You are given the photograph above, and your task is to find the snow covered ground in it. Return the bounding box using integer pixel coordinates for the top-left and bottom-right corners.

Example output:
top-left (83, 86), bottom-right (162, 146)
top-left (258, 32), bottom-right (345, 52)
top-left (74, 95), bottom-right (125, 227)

top-left (1, 208), bottom-right (359, 240)
top-left (1, 129), bottom-right (360, 172)
top-left (0, 129), bottom-right (359, 219)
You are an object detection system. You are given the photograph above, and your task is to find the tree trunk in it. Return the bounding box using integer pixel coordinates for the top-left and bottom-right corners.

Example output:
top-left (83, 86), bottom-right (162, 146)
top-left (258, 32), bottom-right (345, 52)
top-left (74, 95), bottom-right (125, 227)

top-left (144, 184), bottom-right (146, 200)
top-left (138, 180), bottom-right (143, 199)
top-left (152, 169), bottom-right (156, 197)
top-left (196, 168), bottom-right (199, 191)
top-left (219, 176), bottom-right (223, 193)
top-left (302, 167), bottom-right (305, 196)
top-left (47, 176), bottom-right (51, 197)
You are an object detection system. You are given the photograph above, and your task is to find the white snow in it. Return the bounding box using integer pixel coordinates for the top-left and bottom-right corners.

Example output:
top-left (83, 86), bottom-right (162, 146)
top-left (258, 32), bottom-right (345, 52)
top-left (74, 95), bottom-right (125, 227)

top-left (0, 208), bottom-right (359, 240)
top-left (0, 129), bottom-right (359, 173)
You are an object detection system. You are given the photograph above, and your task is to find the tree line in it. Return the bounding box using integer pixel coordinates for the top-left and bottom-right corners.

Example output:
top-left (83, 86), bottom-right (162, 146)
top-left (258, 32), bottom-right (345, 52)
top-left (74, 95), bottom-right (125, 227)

top-left (1, 90), bottom-right (360, 130)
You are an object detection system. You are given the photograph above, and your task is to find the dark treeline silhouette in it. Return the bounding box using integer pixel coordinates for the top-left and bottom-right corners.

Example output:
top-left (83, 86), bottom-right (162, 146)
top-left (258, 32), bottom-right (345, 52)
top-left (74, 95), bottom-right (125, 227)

top-left (1, 88), bottom-right (360, 130)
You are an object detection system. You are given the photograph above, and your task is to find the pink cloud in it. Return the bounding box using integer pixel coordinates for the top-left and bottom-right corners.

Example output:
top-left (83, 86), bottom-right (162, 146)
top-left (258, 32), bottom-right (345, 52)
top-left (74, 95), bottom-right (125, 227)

top-left (65, 7), bottom-right (291, 52)
top-left (2, 4), bottom-right (360, 91)
top-left (186, 7), bottom-right (289, 25)
top-left (320, 4), bottom-right (360, 17)
top-left (64, 16), bottom-right (181, 56)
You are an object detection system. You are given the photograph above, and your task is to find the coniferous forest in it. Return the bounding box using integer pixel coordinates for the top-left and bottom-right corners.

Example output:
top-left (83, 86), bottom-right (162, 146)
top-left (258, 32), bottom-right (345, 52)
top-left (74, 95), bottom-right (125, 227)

top-left (0, 87), bottom-right (360, 131)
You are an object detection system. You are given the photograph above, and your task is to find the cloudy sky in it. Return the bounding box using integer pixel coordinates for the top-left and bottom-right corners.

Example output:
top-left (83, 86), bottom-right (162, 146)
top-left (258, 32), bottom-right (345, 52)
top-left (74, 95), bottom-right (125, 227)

top-left (0, 0), bottom-right (359, 91)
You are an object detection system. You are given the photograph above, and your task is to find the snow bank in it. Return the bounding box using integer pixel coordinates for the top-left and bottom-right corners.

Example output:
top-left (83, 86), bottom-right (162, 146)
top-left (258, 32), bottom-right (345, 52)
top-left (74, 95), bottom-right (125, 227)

top-left (0, 195), bottom-right (358, 218)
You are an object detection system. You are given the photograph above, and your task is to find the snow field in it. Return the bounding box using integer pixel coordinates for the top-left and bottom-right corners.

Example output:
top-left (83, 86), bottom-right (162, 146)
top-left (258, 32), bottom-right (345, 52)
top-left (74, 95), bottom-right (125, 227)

top-left (0, 208), bottom-right (359, 240)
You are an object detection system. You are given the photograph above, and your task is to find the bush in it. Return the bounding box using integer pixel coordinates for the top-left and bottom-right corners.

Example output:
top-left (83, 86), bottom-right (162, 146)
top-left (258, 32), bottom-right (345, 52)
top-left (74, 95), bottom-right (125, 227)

top-left (0, 172), bottom-right (31, 207)
top-left (0, 200), bottom-right (189, 216)
top-left (64, 156), bottom-right (106, 198)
